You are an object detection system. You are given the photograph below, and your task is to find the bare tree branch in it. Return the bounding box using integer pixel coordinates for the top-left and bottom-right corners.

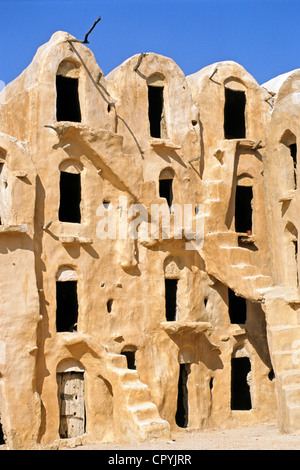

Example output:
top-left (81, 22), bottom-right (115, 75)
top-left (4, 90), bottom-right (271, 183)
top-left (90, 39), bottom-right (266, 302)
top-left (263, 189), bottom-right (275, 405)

top-left (133, 53), bottom-right (147, 72)
top-left (83, 15), bottom-right (101, 43)
top-left (68, 16), bottom-right (101, 44)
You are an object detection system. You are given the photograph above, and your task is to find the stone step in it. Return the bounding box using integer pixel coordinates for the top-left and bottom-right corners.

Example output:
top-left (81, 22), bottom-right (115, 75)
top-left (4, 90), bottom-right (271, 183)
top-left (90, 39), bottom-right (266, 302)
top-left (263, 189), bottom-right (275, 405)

top-left (107, 353), bottom-right (128, 368)
top-left (268, 325), bottom-right (300, 351)
top-left (283, 384), bottom-right (300, 403)
top-left (213, 231), bottom-right (239, 246)
top-left (111, 367), bottom-right (140, 382)
top-left (122, 382), bottom-right (152, 405)
top-left (138, 419), bottom-right (171, 441)
top-left (129, 402), bottom-right (159, 422)
top-left (285, 403), bottom-right (300, 433)
top-left (219, 246), bottom-right (251, 265)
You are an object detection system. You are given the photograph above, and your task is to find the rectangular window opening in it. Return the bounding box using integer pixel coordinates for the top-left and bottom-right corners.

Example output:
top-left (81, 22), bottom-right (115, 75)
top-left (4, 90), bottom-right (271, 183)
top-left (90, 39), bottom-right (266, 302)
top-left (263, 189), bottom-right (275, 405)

top-left (165, 278), bottom-right (178, 321)
top-left (231, 357), bottom-right (252, 410)
top-left (289, 143), bottom-right (297, 189)
top-left (235, 185), bottom-right (253, 234)
top-left (224, 88), bottom-right (246, 139)
top-left (228, 288), bottom-right (247, 324)
top-left (175, 363), bottom-right (190, 428)
top-left (56, 75), bottom-right (81, 122)
top-left (159, 179), bottom-right (173, 208)
top-left (56, 280), bottom-right (78, 332)
top-left (148, 85), bottom-right (164, 138)
top-left (59, 171), bottom-right (81, 223)
top-left (293, 239), bottom-right (299, 286)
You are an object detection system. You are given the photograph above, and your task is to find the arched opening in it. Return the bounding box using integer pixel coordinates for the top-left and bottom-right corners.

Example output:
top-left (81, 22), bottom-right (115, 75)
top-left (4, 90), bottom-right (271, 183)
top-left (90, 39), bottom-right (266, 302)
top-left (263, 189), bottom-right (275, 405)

top-left (57, 361), bottom-right (85, 438)
top-left (290, 143), bottom-right (297, 189)
top-left (58, 160), bottom-right (82, 223)
top-left (231, 356), bottom-right (252, 410)
top-left (224, 80), bottom-right (246, 139)
top-left (159, 168), bottom-right (174, 209)
top-left (121, 346), bottom-right (137, 370)
top-left (0, 150), bottom-right (10, 226)
top-left (164, 257), bottom-right (182, 321)
top-left (175, 363), bottom-right (190, 428)
top-left (285, 222), bottom-right (299, 287)
top-left (0, 163), bottom-right (9, 226)
top-left (280, 130), bottom-right (297, 191)
top-left (147, 74), bottom-right (167, 138)
top-left (56, 267), bottom-right (78, 332)
top-left (56, 60), bottom-right (81, 122)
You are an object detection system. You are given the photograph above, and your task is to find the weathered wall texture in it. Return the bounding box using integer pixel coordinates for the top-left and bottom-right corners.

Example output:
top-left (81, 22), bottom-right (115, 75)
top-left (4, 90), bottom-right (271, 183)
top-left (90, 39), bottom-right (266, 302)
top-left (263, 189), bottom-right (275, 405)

top-left (0, 31), bottom-right (299, 448)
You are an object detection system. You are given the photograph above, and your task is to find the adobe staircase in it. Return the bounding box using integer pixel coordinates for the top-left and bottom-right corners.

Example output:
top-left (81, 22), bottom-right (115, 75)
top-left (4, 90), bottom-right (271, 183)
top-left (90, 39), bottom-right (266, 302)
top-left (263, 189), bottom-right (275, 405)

top-left (202, 229), bottom-right (300, 432)
top-left (196, 145), bottom-right (300, 432)
top-left (105, 351), bottom-right (170, 442)
top-left (201, 169), bottom-right (300, 431)
top-left (202, 230), bottom-right (273, 301)
top-left (63, 334), bottom-right (170, 443)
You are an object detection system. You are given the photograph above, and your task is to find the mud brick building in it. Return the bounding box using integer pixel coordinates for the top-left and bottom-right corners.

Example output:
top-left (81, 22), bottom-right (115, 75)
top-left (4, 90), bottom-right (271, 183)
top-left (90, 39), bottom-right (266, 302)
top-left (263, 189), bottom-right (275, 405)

top-left (0, 31), bottom-right (299, 448)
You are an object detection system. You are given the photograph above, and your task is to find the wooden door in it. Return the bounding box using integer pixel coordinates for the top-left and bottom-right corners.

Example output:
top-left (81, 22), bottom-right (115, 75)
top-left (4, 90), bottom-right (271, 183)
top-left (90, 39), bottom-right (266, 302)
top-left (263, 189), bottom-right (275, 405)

top-left (58, 372), bottom-right (85, 438)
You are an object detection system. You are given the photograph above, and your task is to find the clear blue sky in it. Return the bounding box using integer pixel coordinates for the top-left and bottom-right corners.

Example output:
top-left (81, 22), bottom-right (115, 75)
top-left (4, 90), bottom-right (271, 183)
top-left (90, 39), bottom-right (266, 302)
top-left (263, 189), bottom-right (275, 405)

top-left (0, 0), bottom-right (299, 86)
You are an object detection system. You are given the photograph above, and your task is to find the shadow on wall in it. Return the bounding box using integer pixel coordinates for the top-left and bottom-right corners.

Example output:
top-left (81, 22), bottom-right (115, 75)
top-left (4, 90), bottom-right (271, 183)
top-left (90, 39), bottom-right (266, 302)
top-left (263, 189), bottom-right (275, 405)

top-left (67, 41), bottom-right (145, 160)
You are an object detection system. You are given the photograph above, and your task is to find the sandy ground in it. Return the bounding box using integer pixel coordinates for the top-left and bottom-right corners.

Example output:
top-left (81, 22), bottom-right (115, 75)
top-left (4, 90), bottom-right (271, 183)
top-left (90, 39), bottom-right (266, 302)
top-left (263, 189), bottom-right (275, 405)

top-left (69, 422), bottom-right (300, 451)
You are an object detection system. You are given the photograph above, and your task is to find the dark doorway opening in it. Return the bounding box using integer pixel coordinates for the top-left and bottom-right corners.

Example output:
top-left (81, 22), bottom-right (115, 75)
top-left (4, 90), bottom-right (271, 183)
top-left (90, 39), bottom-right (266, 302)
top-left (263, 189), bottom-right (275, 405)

top-left (224, 88), bottom-right (246, 139)
top-left (56, 75), bottom-right (81, 122)
top-left (0, 420), bottom-right (4, 445)
top-left (121, 351), bottom-right (136, 370)
top-left (176, 363), bottom-right (190, 428)
top-left (293, 238), bottom-right (299, 286)
top-left (56, 281), bottom-right (78, 332)
top-left (289, 143), bottom-right (297, 189)
top-left (231, 357), bottom-right (252, 410)
top-left (165, 278), bottom-right (178, 321)
top-left (293, 238), bottom-right (298, 261)
top-left (159, 178), bottom-right (173, 208)
top-left (59, 172), bottom-right (81, 223)
top-left (228, 288), bottom-right (247, 324)
top-left (148, 85), bottom-right (164, 138)
top-left (0, 163), bottom-right (4, 225)
top-left (235, 185), bottom-right (253, 233)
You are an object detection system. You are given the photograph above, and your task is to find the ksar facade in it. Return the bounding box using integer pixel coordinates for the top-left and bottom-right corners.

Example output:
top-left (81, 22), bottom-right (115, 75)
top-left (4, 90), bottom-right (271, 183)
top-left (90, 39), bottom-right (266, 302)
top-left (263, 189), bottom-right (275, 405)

top-left (0, 31), bottom-right (299, 449)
